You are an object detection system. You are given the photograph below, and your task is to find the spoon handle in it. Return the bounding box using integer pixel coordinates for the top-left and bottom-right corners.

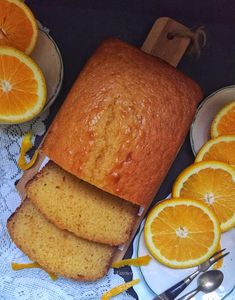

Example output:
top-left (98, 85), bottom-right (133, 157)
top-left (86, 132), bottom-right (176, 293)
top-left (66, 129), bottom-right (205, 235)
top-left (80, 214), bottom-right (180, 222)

top-left (177, 288), bottom-right (199, 300)
top-left (153, 269), bottom-right (200, 300)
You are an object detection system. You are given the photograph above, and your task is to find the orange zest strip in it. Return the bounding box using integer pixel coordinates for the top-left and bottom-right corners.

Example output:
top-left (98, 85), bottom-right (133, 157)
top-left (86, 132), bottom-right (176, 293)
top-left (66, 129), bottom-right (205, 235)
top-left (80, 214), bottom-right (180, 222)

top-left (213, 243), bottom-right (223, 270)
top-left (112, 255), bottom-right (152, 268)
top-left (11, 262), bottom-right (58, 281)
top-left (18, 131), bottom-right (39, 170)
top-left (12, 262), bottom-right (40, 270)
top-left (48, 273), bottom-right (58, 281)
top-left (101, 279), bottom-right (140, 300)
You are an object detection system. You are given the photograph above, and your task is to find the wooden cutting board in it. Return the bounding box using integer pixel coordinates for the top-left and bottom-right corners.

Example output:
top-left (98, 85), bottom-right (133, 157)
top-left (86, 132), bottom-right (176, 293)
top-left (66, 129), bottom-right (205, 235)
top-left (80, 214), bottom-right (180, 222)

top-left (142, 17), bottom-right (190, 65)
top-left (17, 17), bottom-right (192, 261)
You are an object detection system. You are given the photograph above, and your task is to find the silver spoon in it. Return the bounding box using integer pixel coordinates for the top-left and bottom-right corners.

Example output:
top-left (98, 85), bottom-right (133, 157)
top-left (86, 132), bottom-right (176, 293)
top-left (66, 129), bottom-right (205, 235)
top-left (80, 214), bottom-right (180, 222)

top-left (177, 270), bottom-right (224, 300)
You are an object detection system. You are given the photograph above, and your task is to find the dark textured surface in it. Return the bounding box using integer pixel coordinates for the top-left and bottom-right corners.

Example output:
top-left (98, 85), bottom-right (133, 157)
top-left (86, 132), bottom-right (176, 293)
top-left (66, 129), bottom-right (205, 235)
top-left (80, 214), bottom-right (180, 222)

top-left (27, 1), bottom-right (235, 298)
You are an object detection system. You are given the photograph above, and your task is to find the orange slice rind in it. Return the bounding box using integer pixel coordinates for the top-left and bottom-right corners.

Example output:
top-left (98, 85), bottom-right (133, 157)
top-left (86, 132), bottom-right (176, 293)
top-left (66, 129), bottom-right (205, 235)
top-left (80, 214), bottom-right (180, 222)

top-left (144, 198), bottom-right (220, 269)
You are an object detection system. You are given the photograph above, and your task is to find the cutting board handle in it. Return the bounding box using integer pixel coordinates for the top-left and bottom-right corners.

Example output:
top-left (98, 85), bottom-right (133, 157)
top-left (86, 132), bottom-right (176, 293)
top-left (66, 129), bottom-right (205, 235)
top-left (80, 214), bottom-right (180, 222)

top-left (142, 17), bottom-right (191, 67)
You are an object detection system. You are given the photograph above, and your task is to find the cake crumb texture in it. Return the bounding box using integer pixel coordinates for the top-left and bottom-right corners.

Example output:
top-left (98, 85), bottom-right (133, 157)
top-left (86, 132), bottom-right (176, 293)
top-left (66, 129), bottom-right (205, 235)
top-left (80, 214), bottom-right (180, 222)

top-left (7, 199), bottom-right (115, 281)
top-left (26, 161), bottom-right (138, 246)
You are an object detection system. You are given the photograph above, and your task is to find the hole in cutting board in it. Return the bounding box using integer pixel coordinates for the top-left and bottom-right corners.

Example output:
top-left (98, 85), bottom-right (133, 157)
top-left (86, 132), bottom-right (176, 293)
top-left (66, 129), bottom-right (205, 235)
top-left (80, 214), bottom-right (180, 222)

top-left (167, 33), bottom-right (175, 40)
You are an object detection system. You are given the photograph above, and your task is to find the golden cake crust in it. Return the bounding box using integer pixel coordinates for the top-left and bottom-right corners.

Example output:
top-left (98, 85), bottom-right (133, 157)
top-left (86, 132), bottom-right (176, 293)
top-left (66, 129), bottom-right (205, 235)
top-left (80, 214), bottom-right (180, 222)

top-left (42, 38), bottom-right (203, 207)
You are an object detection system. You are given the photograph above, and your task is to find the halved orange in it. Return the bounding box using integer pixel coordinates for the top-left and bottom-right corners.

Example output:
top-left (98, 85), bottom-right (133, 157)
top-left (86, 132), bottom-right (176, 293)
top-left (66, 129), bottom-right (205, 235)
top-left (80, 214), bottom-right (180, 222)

top-left (195, 135), bottom-right (235, 168)
top-left (0, 46), bottom-right (46, 123)
top-left (211, 102), bottom-right (235, 138)
top-left (173, 161), bottom-right (235, 232)
top-left (0, 0), bottom-right (38, 54)
top-left (144, 198), bottom-right (220, 268)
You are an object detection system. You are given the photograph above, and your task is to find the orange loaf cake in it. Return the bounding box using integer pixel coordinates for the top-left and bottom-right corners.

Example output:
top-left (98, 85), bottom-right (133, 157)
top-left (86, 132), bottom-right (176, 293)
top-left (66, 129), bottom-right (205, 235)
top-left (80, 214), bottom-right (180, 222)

top-left (7, 199), bottom-right (115, 281)
top-left (42, 38), bottom-right (203, 207)
top-left (26, 161), bottom-right (138, 246)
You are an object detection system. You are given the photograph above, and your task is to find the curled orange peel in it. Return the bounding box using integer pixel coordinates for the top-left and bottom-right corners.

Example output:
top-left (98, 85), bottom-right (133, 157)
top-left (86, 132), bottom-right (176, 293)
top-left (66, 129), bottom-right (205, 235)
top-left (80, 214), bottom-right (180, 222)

top-left (101, 279), bottom-right (140, 300)
top-left (11, 262), bottom-right (58, 281)
top-left (112, 255), bottom-right (152, 268)
top-left (18, 131), bottom-right (39, 170)
top-left (213, 243), bottom-right (223, 270)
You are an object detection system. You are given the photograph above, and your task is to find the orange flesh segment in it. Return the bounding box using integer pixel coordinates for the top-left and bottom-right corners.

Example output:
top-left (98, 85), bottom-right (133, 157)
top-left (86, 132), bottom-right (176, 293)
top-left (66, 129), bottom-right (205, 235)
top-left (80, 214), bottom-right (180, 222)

top-left (112, 255), bottom-right (151, 268)
top-left (179, 169), bottom-right (235, 227)
top-left (217, 107), bottom-right (235, 136)
top-left (101, 279), bottom-right (140, 300)
top-left (0, 1), bottom-right (34, 52)
top-left (0, 55), bottom-right (38, 115)
top-left (18, 131), bottom-right (38, 170)
top-left (201, 141), bottom-right (235, 168)
top-left (12, 262), bottom-right (58, 281)
top-left (151, 205), bottom-right (216, 262)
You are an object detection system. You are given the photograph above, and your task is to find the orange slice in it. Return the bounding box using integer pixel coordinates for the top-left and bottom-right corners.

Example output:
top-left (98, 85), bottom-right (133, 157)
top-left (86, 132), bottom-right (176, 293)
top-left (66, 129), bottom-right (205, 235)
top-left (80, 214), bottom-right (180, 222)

top-left (211, 102), bottom-right (235, 138)
top-left (144, 198), bottom-right (220, 268)
top-left (173, 161), bottom-right (235, 232)
top-left (0, 46), bottom-right (46, 123)
top-left (195, 135), bottom-right (235, 168)
top-left (0, 0), bottom-right (38, 54)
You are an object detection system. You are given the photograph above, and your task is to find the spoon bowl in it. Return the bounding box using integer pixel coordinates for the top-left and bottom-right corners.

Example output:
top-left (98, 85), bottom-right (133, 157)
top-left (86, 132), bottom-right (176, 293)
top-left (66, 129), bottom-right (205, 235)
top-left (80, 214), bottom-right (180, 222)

top-left (199, 270), bottom-right (224, 293)
top-left (178, 270), bottom-right (224, 300)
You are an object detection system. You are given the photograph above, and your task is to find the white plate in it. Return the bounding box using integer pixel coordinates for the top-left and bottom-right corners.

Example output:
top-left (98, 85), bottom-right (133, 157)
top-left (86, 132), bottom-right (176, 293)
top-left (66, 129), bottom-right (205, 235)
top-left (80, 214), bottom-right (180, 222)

top-left (190, 86), bottom-right (235, 155)
top-left (0, 26), bottom-right (63, 124)
top-left (31, 26), bottom-right (63, 113)
top-left (136, 221), bottom-right (235, 300)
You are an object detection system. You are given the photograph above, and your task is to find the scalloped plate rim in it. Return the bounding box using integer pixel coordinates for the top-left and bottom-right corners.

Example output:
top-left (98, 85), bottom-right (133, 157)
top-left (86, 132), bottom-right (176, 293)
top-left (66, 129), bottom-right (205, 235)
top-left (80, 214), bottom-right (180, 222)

top-left (190, 85), bottom-right (235, 156)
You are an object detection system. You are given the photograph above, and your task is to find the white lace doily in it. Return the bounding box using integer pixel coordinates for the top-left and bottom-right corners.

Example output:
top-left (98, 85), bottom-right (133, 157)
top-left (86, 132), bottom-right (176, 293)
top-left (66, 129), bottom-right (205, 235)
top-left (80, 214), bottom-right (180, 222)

top-left (0, 112), bottom-right (136, 300)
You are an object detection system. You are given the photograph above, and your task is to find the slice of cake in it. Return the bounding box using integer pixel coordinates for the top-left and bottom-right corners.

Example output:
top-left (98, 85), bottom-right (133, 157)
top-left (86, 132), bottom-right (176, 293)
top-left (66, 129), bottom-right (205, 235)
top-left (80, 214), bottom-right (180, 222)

top-left (7, 199), bottom-right (115, 281)
top-left (26, 161), bottom-right (138, 246)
